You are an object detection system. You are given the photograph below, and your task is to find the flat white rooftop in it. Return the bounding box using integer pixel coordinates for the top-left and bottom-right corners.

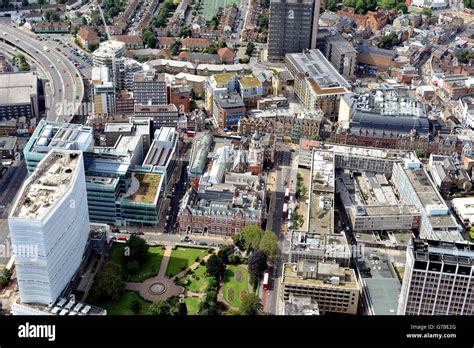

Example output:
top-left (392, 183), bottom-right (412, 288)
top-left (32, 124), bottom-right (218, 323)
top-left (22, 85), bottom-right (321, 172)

top-left (12, 151), bottom-right (81, 220)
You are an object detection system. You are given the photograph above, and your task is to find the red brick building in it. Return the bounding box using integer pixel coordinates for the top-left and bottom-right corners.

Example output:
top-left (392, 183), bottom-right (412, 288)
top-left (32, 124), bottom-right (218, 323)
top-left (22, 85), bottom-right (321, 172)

top-left (115, 90), bottom-right (134, 115)
top-left (168, 85), bottom-right (191, 113)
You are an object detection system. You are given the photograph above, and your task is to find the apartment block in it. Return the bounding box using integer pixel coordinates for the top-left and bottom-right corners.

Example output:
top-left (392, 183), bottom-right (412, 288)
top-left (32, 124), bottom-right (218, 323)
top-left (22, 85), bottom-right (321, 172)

top-left (133, 71), bottom-right (167, 106)
top-left (91, 66), bottom-right (115, 117)
top-left (286, 49), bottom-right (350, 120)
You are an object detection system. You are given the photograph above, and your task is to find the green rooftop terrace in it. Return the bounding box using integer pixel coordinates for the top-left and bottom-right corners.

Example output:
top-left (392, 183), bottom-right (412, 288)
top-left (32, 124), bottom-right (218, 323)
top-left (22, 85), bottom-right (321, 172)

top-left (123, 173), bottom-right (162, 204)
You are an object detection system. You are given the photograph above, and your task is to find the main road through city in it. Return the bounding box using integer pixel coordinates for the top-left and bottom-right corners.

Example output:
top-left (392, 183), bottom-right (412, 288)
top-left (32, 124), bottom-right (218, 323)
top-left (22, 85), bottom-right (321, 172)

top-left (0, 21), bottom-right (84, 122)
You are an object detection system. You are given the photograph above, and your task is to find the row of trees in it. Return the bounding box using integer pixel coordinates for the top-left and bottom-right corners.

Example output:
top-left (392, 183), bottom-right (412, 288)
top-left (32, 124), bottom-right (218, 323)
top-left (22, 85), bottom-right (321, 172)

top-left (234, 225), bottom-right (279, 290)
top-left (152, 0), bottom-right (177, 28)
top-left (235, 225), bottom-right (279, 262)
top-left (101, 0), bottom-right (125, 20)
top-left (338, 0), bottom-right (409, 14)
top-left (456, 50), bottom-right (474, 64)
top-left (147, 297), bottom-right (188, 315)
top-left (91, 236), bottom-right (151, 301)
top-left (295, 173), bottom-right (307, 199)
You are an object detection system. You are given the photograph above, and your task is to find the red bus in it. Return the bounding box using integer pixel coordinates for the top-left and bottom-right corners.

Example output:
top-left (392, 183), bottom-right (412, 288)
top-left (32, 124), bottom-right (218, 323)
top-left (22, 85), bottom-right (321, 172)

top-left (262, 272), bottom-right (270, 290)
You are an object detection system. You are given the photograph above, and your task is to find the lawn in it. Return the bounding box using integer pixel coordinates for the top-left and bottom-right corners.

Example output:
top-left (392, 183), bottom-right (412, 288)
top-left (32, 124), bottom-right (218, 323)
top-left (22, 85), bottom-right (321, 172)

top-left (223, 265), bottom-right (249, 308)
top-left (165, 247), bottom-right (208, 277)
top-left (109, 244), bottom-right (165, 282)
top-left (185, 296), bottom-right (201, 315)
top-left (96, 291), bottom-right (151, 315)
top-left (199, 0), bottom-right (239, 21)
top-left (178, 266), bottom-right (209, 293)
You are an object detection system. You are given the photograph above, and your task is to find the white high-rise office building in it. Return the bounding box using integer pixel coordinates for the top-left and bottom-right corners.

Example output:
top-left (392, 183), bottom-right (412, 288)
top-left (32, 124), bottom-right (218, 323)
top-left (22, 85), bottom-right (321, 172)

top-left (9, 150), bottom-right (90, 305)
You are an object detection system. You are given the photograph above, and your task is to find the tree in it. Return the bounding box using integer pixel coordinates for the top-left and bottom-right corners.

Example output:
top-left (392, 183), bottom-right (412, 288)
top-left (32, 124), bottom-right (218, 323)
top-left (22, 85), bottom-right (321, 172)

top-left (90, 11), bottom-right (101, 26)
top-left (143, 30), bottom-right (156, 49)
top-left (81, 16), bottom-right (88, 26)
top-left (327, 0), bottom-right (338, 11)
top-left (206, 44), bottom-right (218, 54)
top-left (379, 0), bottom-right (397, 9)
top-left (464, 0), bottom-right (474, 9)
top-left (44, 10), bottom-right (60, 22)
top-left (130, 299), bottom-right (142, 314)
top-left (377, 32), bottom-right (399, 49)
top-left (190, 88), bottom-right (197, 100)
top-left (415, 148), bottom-right (425, 158)
top-left (21, 0), bottom-right (28, 6)
top-left (198, 300), bottom-right (220, 315)
top-left (241, 225), bottom-right (264, 251)
top-left (422, 7), bottom-right (432, 17)
top-left (206, 254), bottom-right (225, 280)
top-left (126, 260), bottom-right (139, 274)
top-left (396, 2), bottom-right (408, 13)
top-left (38, 0), bottom-right (45, 5)
top-left (248, 250), bottom-right (267, 279)
top-left (246, 41), bottom-right (255, 56)
top-left (178, 26), bottom-right (192, 38)
top-left (233, 233), bottom-right (246, 251)
top-left (87, 42), bottom-right (98, 52)
top-left (170, 39), bottom-right (181, 56)
top-left (0, 268), bottom-right (12, 287)
top-left (217, 39), bottom-right (227, 48)
top-left (257, 13), bottom-right (269, 31)
top-left (217, 245), bottom-right (234, 264)
top-left (176, 301), bottom-right (188, 316)
top-left (126, 235), bottom-right (149, 264)
top-left (259, 231), bottom-right (279, 262)
top-left (93, 261), bottom-right (124, 301)
top-left (148, 299), bottom-right (172, 315)
top-left (207, 276), bottom-right (219, 291)
top-left (13, 54), bottom-right (29, 71)
top-left (355, 0), bottom-right (366, 14)
top-left (240, 293), bottom-right (260, 315)
top-left (455, 50), bottom-right (474, 64)
top-left (292, 208), bottom-right (304, 229)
